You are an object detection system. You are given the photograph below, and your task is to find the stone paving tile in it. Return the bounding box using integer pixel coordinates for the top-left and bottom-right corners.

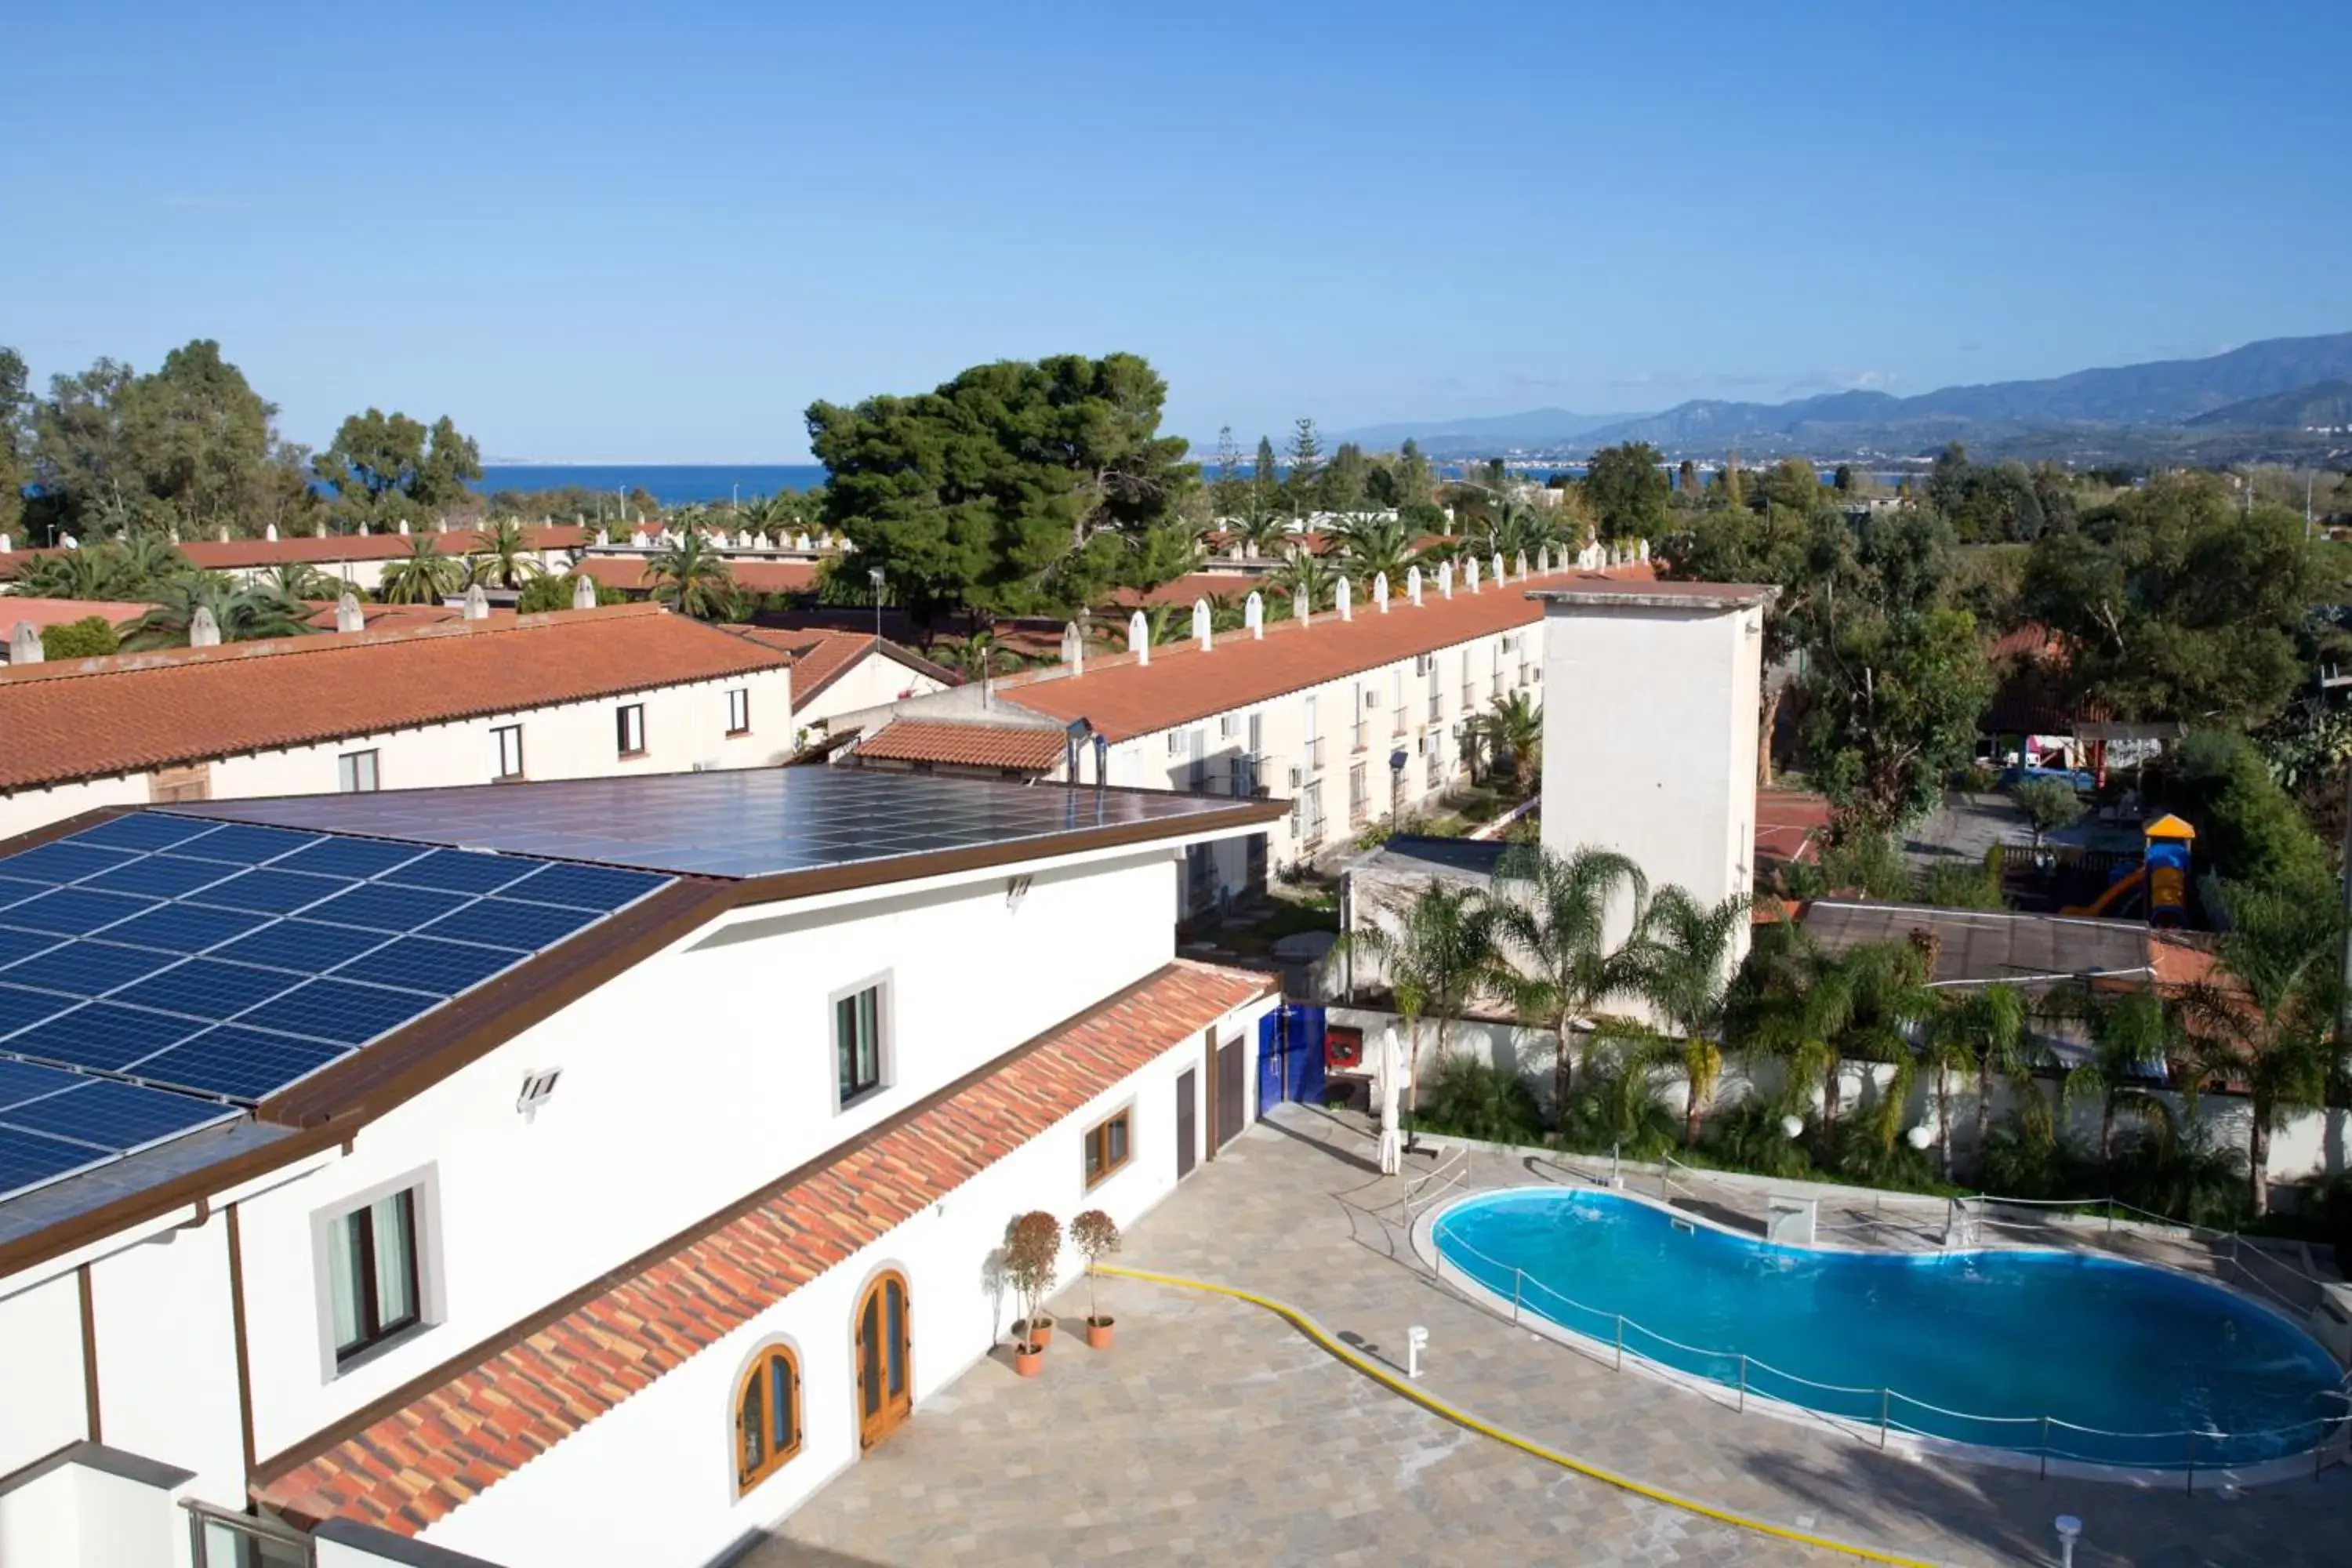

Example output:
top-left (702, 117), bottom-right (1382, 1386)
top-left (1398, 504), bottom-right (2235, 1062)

top-left (745, 1109), bottom-right (2350, 1567)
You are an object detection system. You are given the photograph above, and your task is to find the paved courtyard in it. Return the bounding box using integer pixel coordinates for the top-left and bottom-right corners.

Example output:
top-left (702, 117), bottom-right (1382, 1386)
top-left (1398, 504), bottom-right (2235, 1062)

top-left (744, 1108), bottom-right (2350, 1567)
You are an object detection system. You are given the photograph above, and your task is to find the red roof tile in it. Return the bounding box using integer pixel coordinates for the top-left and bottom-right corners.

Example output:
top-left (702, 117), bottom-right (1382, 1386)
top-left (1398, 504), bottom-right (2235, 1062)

top-left (573, 557), bottom-right (819, 596)
top-left (1001, 562), bottom-right (1654, 743)
top-left (256, 959), bottom-right (1272, 1536)
top-left (0, 528), bottom-right (586, 577)
top-left (855, 720), bottom-right (1066, 771)
top-left (0, 597), bottom-right (158, 634)
top-left (720, 627), bottom-right (955, 702)
top-left (0, 605), bottom-right (789, 790)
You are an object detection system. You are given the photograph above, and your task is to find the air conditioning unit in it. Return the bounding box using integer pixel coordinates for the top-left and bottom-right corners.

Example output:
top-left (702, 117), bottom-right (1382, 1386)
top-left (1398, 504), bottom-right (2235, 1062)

top-left (1363, 689), bottom-right (1381, 710)
top-left (1287, 766), bottom-right (1304, 789)
top-left (691, 758), bottom-right (720, 772)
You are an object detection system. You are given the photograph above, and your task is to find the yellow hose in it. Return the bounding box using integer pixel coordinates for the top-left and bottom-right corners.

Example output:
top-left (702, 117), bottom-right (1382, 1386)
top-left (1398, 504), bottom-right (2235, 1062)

top-left (1098, 1261), bottom-right (1940, 1566)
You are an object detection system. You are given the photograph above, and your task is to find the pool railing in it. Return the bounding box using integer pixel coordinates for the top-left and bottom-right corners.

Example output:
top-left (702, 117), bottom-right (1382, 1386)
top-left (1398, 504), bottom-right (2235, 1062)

top-left (1428, 1203), bottom-right (2352, 1488)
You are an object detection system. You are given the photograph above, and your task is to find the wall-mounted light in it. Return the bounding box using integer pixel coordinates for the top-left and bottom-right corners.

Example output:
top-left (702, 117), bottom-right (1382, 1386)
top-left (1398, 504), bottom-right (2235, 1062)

top-left (517, 1068), bottom-right (563, 1123)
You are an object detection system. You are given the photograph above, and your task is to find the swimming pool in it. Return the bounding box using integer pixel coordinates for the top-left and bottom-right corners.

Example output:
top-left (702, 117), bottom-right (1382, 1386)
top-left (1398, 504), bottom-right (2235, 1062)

top-left (1432, 1187), bottom-right (2347, 1469)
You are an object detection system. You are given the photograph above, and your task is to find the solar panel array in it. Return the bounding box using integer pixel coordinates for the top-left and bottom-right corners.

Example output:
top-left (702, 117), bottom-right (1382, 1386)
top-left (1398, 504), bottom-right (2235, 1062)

top-left (0, 811), bottom-right (673, 1202)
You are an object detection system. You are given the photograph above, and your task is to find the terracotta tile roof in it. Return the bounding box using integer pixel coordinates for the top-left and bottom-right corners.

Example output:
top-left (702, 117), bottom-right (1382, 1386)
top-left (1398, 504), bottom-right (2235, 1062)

top-left (720, 627), bottom-right (956, 702)
top-left (0, 528), bottom-right (586, 578)
top-left (0, 597), bottom-right (158, 634)
top-left (0, 604), bottom-right (789, 791)
top-left (255, 958), bottom-right (1272, 1537)
top-left (998, 562), bottom-right (1654, 743)
top-left (573, 557), bottom-right (818, 596)
top-left (1105, 572), bottom-right (1273, 609)
top-left (855, 720), bottom-right (1066, 771)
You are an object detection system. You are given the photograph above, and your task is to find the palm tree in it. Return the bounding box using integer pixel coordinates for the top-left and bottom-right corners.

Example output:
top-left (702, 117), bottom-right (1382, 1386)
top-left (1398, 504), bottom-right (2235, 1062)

top-left (117, 533), bottom-right (191, 589)
top-left (1269, 550), bottom-right (1335, 612)
top-left (1333, 881), bottom-right (1503, 1147)
top-left (121, 576), bottom-right (309, 650)
top-left (1640, 887), bottom-right (1752, 1146)
top-left (256, 560), bottom-right (339, 601)
top-left (941, 629), bottom-right (1014, 683)
top-left (1487, 844), bottom-right (1650, 1121)
top-left (647, 528), bottom-right (739, 620)
top-left (14, 544), bottom-right (145, 601)
top-left (1465, 691), bottom-right (1543, 795)
top-left (378, 537), bottom-right (466, 605)
top-left (1228, 493), bottom-right (1289, 560)
top-left (2180, 882), bottom-right (2347, 1217)
top-left (1470, 496), bottom-right (1563, 564)
top-left (2053, 984), bottom-right (2180, 1178)
top-left (1328, 511), bottom-right (1419, 585)
top-left (1733, 931), bottom-right (1928, 1142)
top-left (467, 517), bottom-right (545, 590)
top-left (1930, 984), bottom-right (2038, 1178)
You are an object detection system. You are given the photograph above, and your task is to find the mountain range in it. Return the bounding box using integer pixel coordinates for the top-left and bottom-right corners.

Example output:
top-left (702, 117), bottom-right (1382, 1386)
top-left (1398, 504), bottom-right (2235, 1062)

top-left (1330, 332), bottom-right (2352, 460)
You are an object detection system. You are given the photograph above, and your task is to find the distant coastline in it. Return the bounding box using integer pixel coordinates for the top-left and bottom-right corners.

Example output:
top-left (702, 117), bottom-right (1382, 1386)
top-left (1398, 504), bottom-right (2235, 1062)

top-left (474, 463), bottom-right (828, 506)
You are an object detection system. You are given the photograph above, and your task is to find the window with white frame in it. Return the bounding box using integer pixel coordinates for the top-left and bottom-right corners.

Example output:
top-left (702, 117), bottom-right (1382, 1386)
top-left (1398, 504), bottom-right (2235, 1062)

top-left (1351, 683), bottom-right (1367, 751)
top-left (492, 724), bottom-right (524, 781)
top-left (833, 978), bottom-right (890, 1107)
top-left (1219, 712), bottom-right (1240, 741)
top-left (1460, 653), bottom-right (1473, 710)
top-left (1166, 728), bottom-right (1188, 757)
top-left (616, 702), bottom-right (647, 757)
top-left (338, 749), bottom-right (379, 793)
top-left (1391, 670), bottom-right (1406, 735)
top-left (1348, 760), bottom-right (1370, 823)
top-left (727, 687), bottom-right (751, 735)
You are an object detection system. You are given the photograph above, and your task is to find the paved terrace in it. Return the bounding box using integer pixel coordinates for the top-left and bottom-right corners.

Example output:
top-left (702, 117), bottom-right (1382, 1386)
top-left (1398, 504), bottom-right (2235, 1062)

top-left (749, 1108), bottom-right (2348, 1567)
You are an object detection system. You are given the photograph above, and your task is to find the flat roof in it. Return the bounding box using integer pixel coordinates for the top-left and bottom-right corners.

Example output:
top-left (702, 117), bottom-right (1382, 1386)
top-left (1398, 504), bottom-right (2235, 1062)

top-left (1801, 900), bottom-right (2149, 986)
top-left (1529, 579), bottom-right (1776, 611)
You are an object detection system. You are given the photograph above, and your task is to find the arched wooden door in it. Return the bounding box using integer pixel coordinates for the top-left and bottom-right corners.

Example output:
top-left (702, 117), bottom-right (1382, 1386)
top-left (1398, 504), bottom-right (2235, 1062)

top-left (855, 1270), bottom-right (913, 1449)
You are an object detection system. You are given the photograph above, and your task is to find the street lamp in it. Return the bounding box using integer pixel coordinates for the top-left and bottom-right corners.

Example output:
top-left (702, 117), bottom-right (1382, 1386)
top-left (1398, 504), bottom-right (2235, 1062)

top-left (867, 567), bottom-right (884, 645)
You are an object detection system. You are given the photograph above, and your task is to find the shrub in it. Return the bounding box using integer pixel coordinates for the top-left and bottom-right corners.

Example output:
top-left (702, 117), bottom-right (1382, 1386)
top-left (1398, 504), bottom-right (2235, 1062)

top-left (2010, 775), bottom-right (2084, 844)
top-left (1821, 1120), bottom-right (1945, 1194)
top-left (39, 615), bottom-right (119, 659)
top-left (1915, 855), bottom-right (2003, 909)
top-left (1557, 1035), bottom-right (1679, 1159)
top-left (515, 573), bottom-right (624, 612)
top-left (1413, 1055), bottom-right (1543, 1145)
top-left (1069, 1209), bottom-right (1120, 1326)
top-left (1000, 1211), bottom-right (1061, 1348)
top-left (1705, 1098), bottom-right (1814, 1180)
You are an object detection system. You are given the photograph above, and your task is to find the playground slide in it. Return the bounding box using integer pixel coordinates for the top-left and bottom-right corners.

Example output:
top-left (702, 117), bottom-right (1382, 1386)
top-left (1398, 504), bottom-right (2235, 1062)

top-left (2063, 865), bottom-right (2147, 920)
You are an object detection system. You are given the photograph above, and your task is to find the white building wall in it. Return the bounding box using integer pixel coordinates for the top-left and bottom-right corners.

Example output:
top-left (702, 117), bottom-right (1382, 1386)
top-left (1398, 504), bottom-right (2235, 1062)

top-left (794, 653), bottom-right (947, 735)
top-left (0, 666), bottom-right (793, 840)
top-left (420, 993), bottom-right (1271, 1568)
top-left (0, 1271), bottom-right (89, 1475)
top-left (85, 1214), bottom-right (245, 1523)
top-left (234, 848), bottom-right (1185, 1465)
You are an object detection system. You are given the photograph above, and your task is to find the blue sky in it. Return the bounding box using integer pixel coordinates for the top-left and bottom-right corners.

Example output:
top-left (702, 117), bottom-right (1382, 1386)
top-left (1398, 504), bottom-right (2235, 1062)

top-left (9, 1), bottom-right (2346, 461)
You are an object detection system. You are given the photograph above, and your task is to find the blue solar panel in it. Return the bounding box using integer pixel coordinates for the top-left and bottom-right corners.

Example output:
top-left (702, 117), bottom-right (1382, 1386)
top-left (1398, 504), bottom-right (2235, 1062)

top-left (212, 920), bottom-right (390, 974)
top-left (301, 883), bottom-right (471, 933)
top-left (71, 813), bottom-right (220, 852)
top-left (5, 1004), bottom-right (204, 1072)
top-left (269, 837), bottom-right (427, 880)
top-left (336, 936), bottom-right (528, 996)
top-left (169, 824), bottom-right (326, 865)
top-left (0, 1127), bottom-right (111, 1200)
top-left (382, 848), bottom-right (541, 895)
top-left (100, 902), bottom-right (272, 954)
top-left (127, 1028), bottom-right (350, 1103)
top-left (0, 877), bottom-right (48, 910)
top-left (0, 841), bottom-right (140, 884)
top-left (237, 980), bottom-right (438, 1046)
top-left (505, 862), bottom-right (671, 911)
top-left (112, 960), bottom-right (302, 1022)
top-left (3, 887), bottom-right (163, 937)
top-left (0, 985), bottom-right (82, 1040)
top-left (0, 1058), bottom-right (83, 1111)
top-left (0, 1079), bottom-right (236, 1150)
top-left (79, 856), bottom-right (240, 898)
top-left (190, 869), bottom-right (356, 915)
top-left (0, 942), bottom-right (174, 997)
top-left (423, 898), bottom-right (600, 949)
top-left (0, 927), bottom-right (61, 969)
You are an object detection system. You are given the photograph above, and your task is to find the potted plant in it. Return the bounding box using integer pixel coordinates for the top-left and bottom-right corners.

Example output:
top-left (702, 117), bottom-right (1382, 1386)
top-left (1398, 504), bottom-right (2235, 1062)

top-left (1070, 1208), bottom-right (1122, 1349)
top-left (1002, 1210), bottom-right (1060, 1376)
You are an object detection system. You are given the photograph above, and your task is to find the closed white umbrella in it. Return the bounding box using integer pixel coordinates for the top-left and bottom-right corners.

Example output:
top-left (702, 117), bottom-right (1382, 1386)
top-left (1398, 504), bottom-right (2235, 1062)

top-left (1377, 1023), bottom-right (1405, 1176)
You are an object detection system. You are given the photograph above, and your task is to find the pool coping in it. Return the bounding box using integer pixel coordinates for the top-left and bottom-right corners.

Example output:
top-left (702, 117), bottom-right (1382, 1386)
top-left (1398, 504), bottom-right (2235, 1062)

top-left (1410, 1179), bottom-right (2352, 1493)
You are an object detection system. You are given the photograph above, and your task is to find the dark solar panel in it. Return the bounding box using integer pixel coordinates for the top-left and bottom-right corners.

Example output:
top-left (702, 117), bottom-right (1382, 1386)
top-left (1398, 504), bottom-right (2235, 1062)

top-left (0, 942), bottom-right (174, 997)
top-left (127, 1028), bottom-right (350, 1103)
top-left (381, 848), bottom-right (542, 895)
top-left (0, 887), bottom-right (162, 938)
top-left (0, 927), bottom-right (61, 969)
top-left (0, 841), bottom-right (141, 884)
top-left (300, 883), bottom-right (471, 932)
top-left (335, 935), bottom-right (527, 996)
top-left (212, 920), bottom-right (390, 974)
top-left (5, 1004), bottom-right (204, 1072)
top-left (0, 984), bottom-right (81, 1040)
top-left (0, 1058), bottom-right (83, 1111)
top-left (237, 980), bottom-right (438, 1046)
top-left (111, 960), bottom-right (303, 1022)
top-left (70, 813), bottom-right (219, 852)
top-left (190, 869), bottom-right (357, 915)
top-left (423, 898), bottom-right (600, 949)
top-left (269, 837), bottom-right (429, 880)
top-left (79, 855), bottom-right (240, 899)
top-left (0, 1127), bottom-right (111, 1201)
top-left (0, 877), bottom-right (50, 909)
top-left (101, 902), bottom-right (272, 954)
top-left (504, 862), bottom-right (671, 911)
top-left (0, 1079), bottom-right (237, 1150)
top-left (169, 824), bottom-right (326, 865)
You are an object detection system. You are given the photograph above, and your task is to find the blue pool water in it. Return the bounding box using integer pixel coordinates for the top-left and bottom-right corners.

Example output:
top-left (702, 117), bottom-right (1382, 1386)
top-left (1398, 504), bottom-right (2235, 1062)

top-left (1435, 1189), bottom-right (2346, 1468)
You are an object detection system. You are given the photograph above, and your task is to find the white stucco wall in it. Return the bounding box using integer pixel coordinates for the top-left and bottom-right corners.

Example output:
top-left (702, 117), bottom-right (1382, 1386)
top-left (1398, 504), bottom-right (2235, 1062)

top-left (85, 1214), bottom-right (245, 1523)
top-left (793, 650), bottom-right (948, 734)
top-left (0, 1271), bottom-right (89, 1476)
top-left (0, 666), bottom-right (794, 840)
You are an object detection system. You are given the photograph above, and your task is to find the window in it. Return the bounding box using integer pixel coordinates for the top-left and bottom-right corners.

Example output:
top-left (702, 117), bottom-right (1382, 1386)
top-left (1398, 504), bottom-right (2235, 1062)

top-left (1428, 663), bottom-right (1443, 720)
top-left (834, 979), bottom-right (887, 1106)
top-left (735, 1345), bottom-right (803, 1492)
top-left (1219, 712), bottom-right (1240, 741)
top-left (1414, 653), bottom-right (1434, 677)
top-left (1392, 671), bottom-right (1407, 735)
top-left (727, 687), bottom-right (751, 735)
top-left (492, 724), bottom-right (524, 781)
top-left (1351, 683), bottom-right (1367, 751)
top-left (338, 749), bottom-right (379, 793)
top-left (1246, 710), bottom-right (1263, 756)
top-left (189, 1504), bottom-right (309, 1568)
top-left (1348, 760), bottom-right (1370, 825)
top-left (327, 1188), bottom-right (422, 1364)
top-left (616, 702), bottom-right (647, 757)
top-left (1460, 655), bottom-right (1474, 710)
top-left (1298, 781), bottom-right (1326, 848)
top-left (1083, 1106), bottom-right (1133, 1187)
top-left (1166, 728), bottom-right (1188, 757)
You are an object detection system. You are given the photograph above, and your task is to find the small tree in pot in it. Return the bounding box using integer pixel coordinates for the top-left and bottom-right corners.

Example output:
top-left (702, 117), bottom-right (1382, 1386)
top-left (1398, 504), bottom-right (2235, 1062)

top-left (1069, 1208), bottom-right (1122, 1349)
top-left (1002, 1210), bottom-right (1061, 1376)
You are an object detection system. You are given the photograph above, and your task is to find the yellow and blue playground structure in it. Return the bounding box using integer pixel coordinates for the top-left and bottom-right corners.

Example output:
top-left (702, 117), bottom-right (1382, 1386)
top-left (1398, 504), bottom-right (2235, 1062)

top-left (2061, 813), bottom-right (2194, 925)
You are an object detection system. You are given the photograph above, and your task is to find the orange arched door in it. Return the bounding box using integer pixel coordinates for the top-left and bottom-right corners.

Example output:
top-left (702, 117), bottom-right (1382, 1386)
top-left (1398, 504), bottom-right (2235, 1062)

top-left (855, 1271), bottom-right (913, 1449)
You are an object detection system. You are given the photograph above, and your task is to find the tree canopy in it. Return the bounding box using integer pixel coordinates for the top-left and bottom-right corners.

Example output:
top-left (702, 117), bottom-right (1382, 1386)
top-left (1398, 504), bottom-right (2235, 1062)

top-left (1583, 441), bottom-right (1672, 540)
top-left (317, 409), bottom-right (483, 530)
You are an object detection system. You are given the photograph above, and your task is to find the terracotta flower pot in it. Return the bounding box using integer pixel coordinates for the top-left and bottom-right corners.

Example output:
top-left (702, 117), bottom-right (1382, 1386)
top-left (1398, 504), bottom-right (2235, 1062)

top-left (1018, 1316), bottom-right (1054, 1347)
top-left (1013, 1342), bottom-right (1044, 1377)
top-left (1085, 1316), bottom-right (1115, 1351)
